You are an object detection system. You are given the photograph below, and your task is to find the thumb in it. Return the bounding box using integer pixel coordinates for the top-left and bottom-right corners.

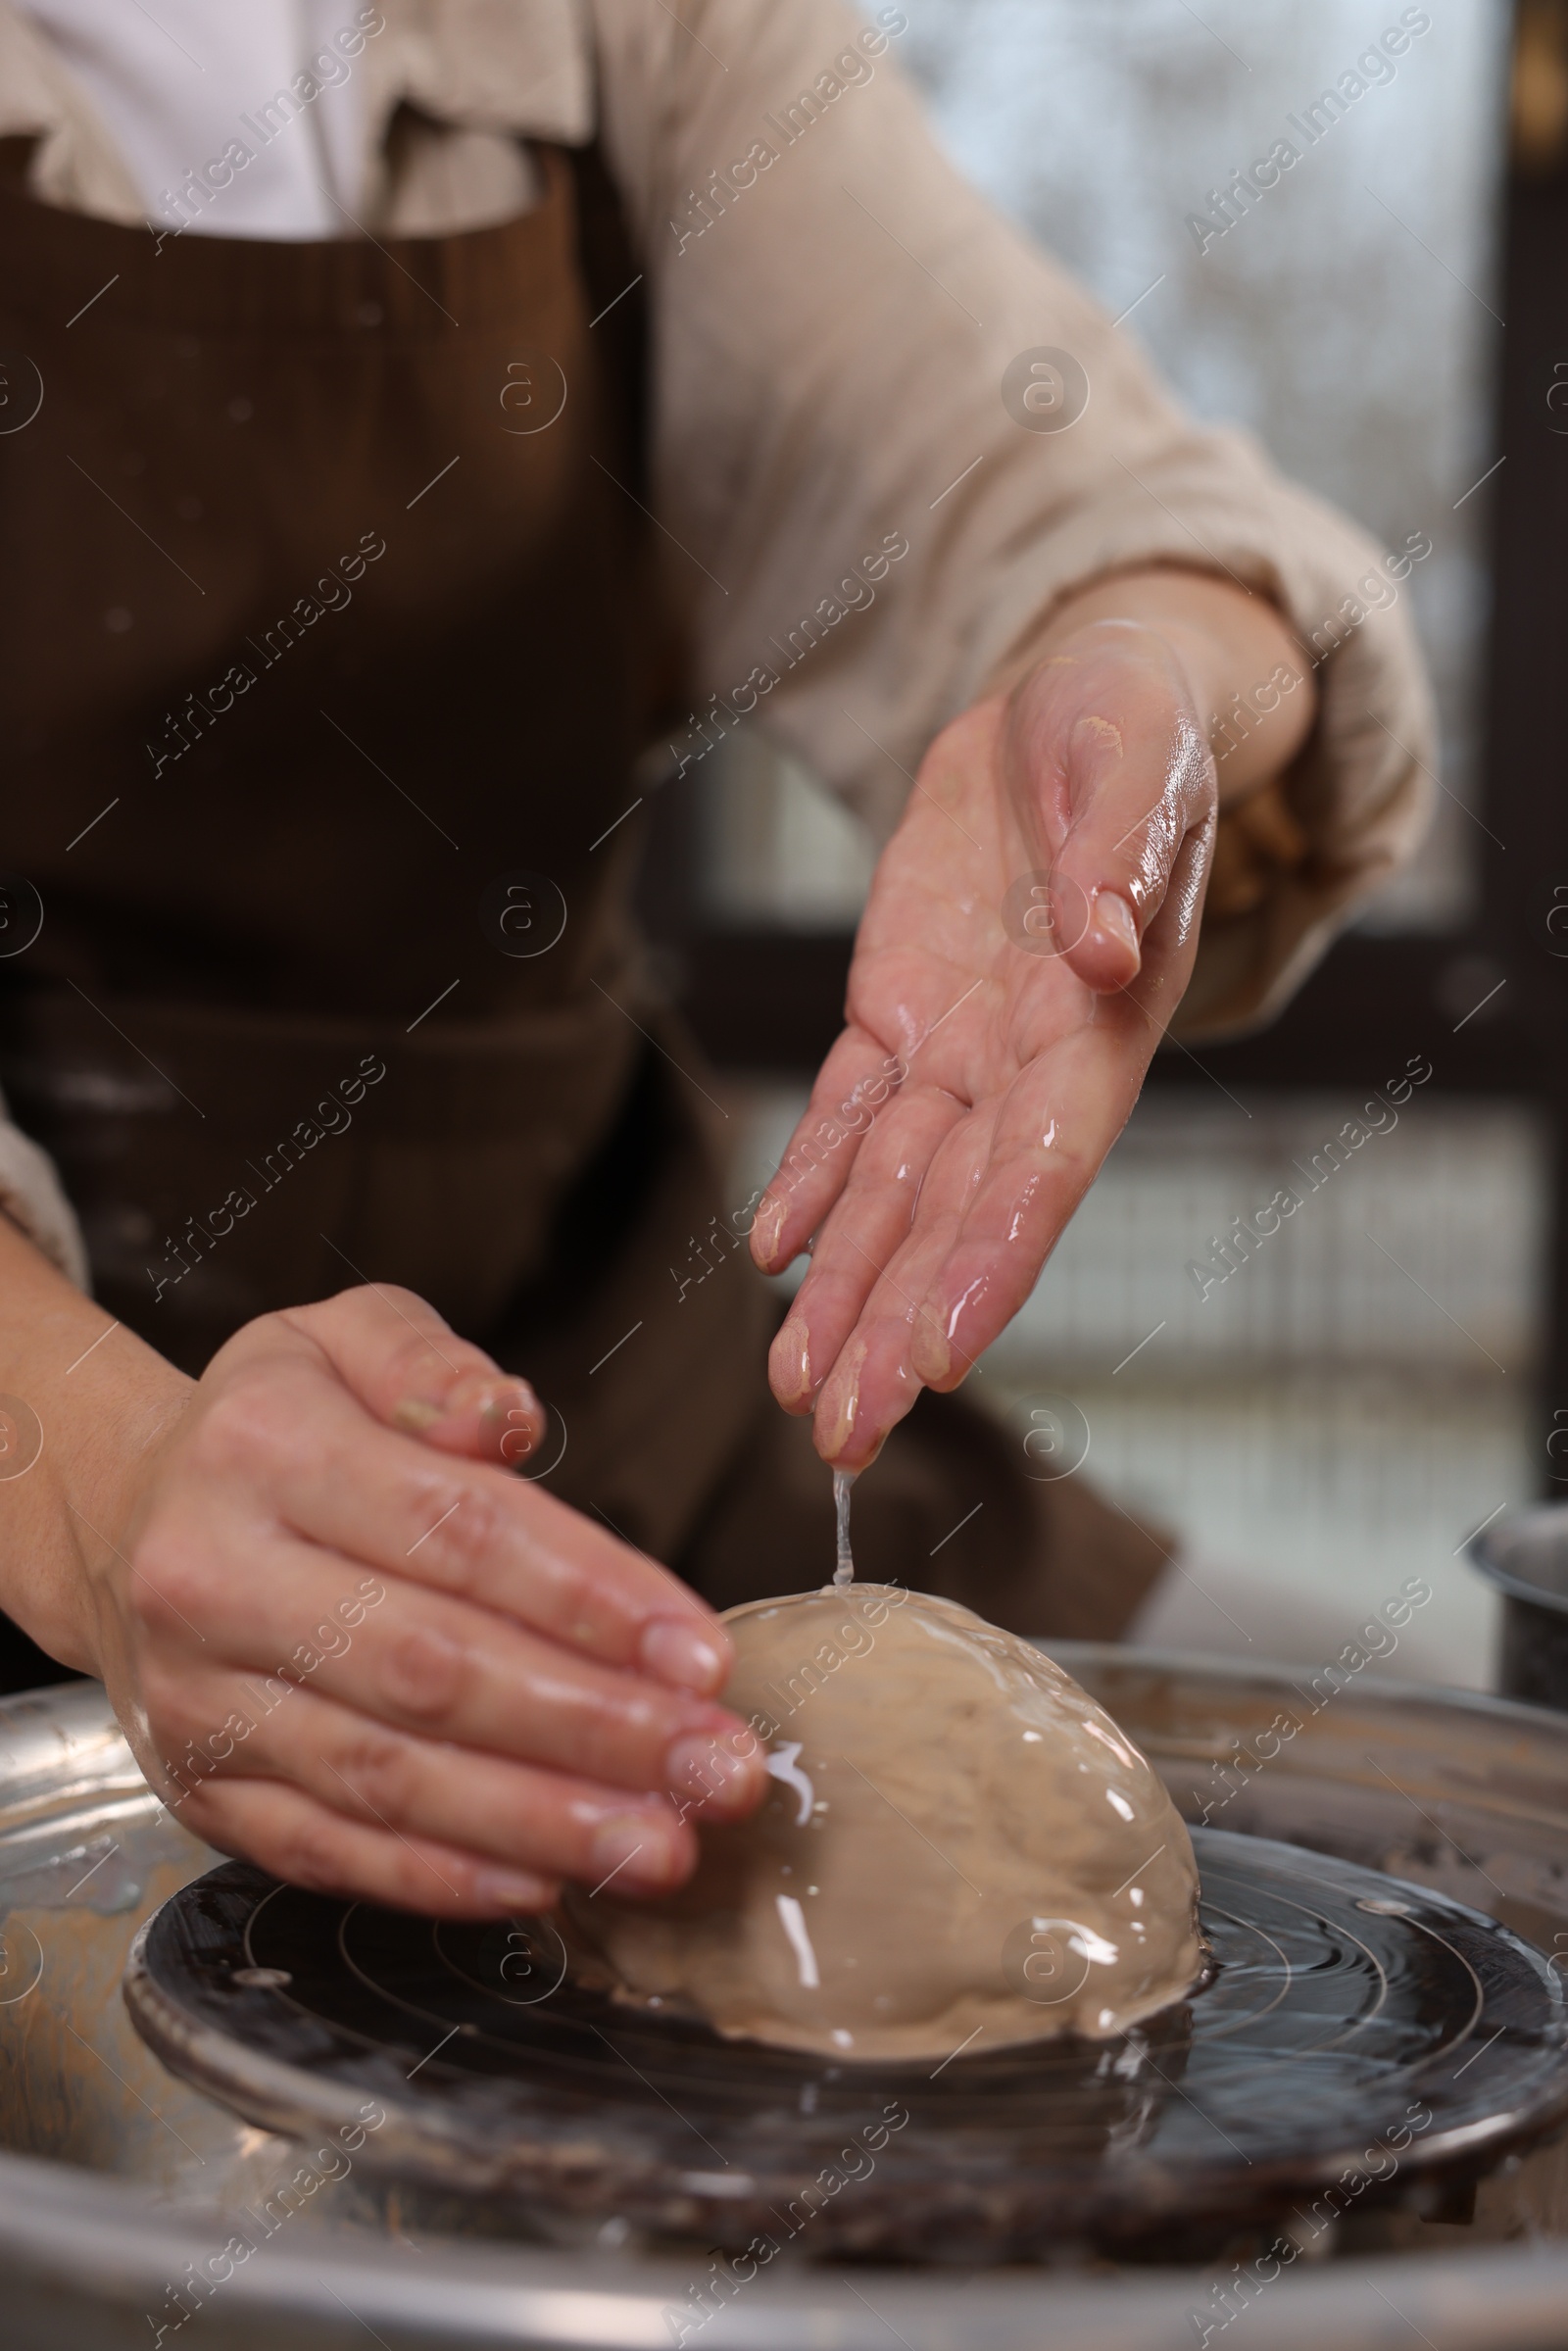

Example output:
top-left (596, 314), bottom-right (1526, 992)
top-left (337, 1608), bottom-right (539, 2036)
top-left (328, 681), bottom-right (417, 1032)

top-left (1005, 632), bottom-right (1214, 996)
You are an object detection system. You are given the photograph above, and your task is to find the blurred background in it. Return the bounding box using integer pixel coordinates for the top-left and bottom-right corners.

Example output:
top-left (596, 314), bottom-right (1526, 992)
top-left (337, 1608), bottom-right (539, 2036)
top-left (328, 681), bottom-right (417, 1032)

top-left (641, 0), bottom-right (1568, 1689)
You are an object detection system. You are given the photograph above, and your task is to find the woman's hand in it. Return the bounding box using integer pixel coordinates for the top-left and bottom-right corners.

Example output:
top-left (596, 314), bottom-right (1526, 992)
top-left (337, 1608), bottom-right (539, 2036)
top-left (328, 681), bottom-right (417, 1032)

top-left (751, 569), bottom-right (1314, 1467)
top-left (79, 1285), bottom-right (767, 1916)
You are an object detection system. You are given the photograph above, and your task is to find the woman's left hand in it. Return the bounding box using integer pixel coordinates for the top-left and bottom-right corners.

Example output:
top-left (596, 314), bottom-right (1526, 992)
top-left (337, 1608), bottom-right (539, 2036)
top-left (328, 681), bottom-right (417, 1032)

top-left (750, 569), bottom-right (1314, 1467)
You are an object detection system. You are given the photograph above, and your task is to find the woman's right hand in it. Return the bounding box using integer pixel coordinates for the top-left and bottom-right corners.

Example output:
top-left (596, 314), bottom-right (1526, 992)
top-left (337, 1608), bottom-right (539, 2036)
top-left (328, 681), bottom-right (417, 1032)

top-left (78, 1284), bottom-right (767, 1917)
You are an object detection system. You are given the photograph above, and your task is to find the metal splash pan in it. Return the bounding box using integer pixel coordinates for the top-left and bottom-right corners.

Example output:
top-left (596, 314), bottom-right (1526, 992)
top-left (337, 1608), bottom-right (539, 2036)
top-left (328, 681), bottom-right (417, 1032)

top-left (123, 1828), bottom-right (1568, 2262)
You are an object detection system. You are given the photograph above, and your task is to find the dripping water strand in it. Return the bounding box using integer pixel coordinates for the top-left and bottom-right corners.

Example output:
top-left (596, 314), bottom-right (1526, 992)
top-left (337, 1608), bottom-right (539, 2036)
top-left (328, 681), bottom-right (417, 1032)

top-left (833, 1467), bottom-right (857, 1588)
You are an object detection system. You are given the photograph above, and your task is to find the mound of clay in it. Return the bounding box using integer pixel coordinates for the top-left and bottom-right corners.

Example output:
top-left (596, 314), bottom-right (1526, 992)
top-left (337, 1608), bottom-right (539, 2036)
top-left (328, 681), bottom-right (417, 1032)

top-left (564, 1586), bottom-right (1203, 2061)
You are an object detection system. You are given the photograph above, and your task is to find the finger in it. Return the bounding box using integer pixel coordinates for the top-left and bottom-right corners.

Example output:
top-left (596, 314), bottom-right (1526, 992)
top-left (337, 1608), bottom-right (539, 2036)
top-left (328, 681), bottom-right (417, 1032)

top-left (769, 1085), bottom-right (965, 1412)
top-left (1139, 812), bottom-right (1215, 980)
top-left (1056, 711), bottom-right (1212, 992)
top-left (145, 1540), bottom-right (765, 1817)
top-left (175, 1775), bottom-right (561, 1919)
top-left (750, 1027), bottom-right (902, 1273)
top-left (1004, 656), bottom-right (1213, 996)
top-left (205, 1677), bottom-right (703, 1893)
top-left (159, 1353), bottom-right (736, 1697)
top-left (908, 1019), bottom-right (1150, 1388)
top-left (894, 828), bottom-right (1212, 1415)
top-left (275, 1286), bottom-right (547, 1466)
top-left (810, 1108), bottom-right (998, 1468)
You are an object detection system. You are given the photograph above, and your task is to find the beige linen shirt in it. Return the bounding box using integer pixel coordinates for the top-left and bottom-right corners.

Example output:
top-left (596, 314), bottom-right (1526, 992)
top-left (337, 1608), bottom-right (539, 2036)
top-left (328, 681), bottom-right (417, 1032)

top-left (0, 0), bottom-right (1435, 1287)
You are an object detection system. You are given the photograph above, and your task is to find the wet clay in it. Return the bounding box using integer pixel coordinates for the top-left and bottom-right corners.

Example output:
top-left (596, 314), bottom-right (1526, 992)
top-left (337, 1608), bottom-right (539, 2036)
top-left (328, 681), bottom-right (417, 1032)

top-left (564, 1587), bottom-right (1204, 2060)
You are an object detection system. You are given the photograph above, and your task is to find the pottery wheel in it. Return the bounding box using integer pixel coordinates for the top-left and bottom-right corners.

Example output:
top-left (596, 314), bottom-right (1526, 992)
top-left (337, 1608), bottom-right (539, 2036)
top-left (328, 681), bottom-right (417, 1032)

top-left (123, 1829), bottom-right (1568, 2260)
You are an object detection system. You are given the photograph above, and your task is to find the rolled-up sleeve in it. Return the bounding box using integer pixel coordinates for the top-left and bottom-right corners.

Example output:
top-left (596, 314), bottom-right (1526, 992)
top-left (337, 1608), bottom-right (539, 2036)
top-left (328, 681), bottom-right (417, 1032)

top-left (592, 0), bottom-right (1435, 1037)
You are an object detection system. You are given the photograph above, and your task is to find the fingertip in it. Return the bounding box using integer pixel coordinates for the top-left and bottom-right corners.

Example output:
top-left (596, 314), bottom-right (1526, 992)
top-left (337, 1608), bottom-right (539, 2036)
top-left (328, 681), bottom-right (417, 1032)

top-left (909, 1319), bottom-right (951, 1386)
top-left (472, 1866), bottom-right (561, 1914)
top-left (812, 1345), bottom-right (861, 1465)
top-left (1095, 888), bottom-right (1141, 957)
top-left (749, 1193), bottom-right (788, 1272)
top-left (1068, 887), bottom-right (1143, 991)
top-left (910, 1347), bottom-right (974, 1394)
top-left (488, 1381), bottom-right (547, 1467)
top-left (665, 1725), bottom-right (770, 1823)
top-left (767, 1315), bottom-right (816, 1412)
top-left (912, 1281), bottom-right (984, 1392)
top-left (816, 1423), bottom-right (889, 1473)
top-left (587, 1808), bottom-right (697, 1894)
top-left (640, 1612), bottom-right (732, 1695)
top-left (394, 1375), bottom-right (544, 1464)
top-left (812, 1356), bottom-right (894, 1471)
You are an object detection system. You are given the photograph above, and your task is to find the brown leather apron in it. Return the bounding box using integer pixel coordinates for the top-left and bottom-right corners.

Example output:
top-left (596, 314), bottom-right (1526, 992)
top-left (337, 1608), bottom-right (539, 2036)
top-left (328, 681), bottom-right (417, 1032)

top-left (0, 133), bottom-right (1167, 1663)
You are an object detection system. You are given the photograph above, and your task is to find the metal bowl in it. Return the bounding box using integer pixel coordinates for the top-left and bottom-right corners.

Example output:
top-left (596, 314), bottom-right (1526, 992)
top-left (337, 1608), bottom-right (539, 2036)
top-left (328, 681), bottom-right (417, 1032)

top-left (121, 1833), bottom-right (1568, 2263)
top-left (1468, 1503), bottom-right (1568, 1710)
top-left (9, 1659), bottom-right (1568, 2349)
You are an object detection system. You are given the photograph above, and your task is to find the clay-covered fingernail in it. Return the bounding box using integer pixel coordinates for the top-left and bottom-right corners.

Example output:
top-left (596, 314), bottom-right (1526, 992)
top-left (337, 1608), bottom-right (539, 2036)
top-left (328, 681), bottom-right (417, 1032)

top-left (395, 1372), bottom-right (539, 1459)
top-left (769, 1316), bottom-right (813, 1404)
top-left (641, 1614), bottom-right (728, 1694)
top-left (590, 1813), bottom-right (676, 1887)
top-left (752, 1195), bottom-right (787, 1265)
top-left (910, 1315), bottom-right (951, 1383)
top-left (439, 1372), bottom-right (531, 1420)
top-left (1094, 888), bottom-right (1140, 959)
top-left (818, 1380), bottom-right (858, 1462)
top-left (477, 1377), bottom-right (539, 1422)
top-left (392, 1397), bottom-right (442, 1432)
